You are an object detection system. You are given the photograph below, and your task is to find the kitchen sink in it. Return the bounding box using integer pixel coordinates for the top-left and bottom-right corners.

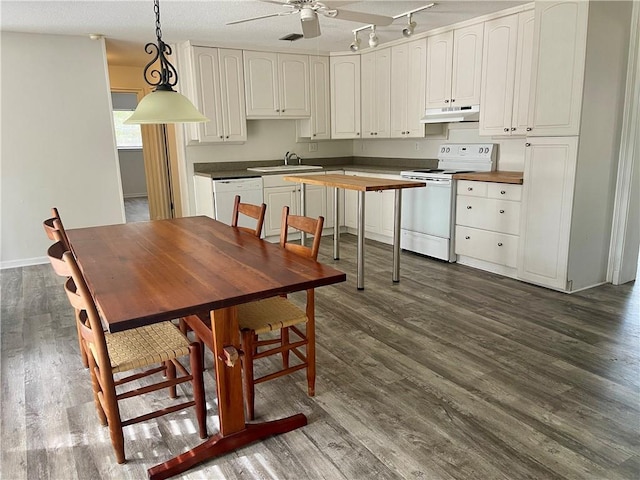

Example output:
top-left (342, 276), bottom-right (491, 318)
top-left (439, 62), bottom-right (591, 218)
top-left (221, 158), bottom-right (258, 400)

top-left (247, 165), bottom-right (323, 173)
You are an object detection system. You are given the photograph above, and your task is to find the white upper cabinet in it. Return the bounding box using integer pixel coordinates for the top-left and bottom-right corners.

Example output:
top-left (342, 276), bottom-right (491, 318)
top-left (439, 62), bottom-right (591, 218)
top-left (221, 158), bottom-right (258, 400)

top-left (479, 10), bottom-right (534, 136)
top-left (527, 1), bottom-right (589, 136)
top-left (243, 51), bottom-right (310, 118)
top-left (426, 23), bottom-right (484, 109)
top-left (182, 46), bottom-right (246, 144)
top-left (330, 55), bottom-right (361, 139)
top-left (390, 38), bottom-right (427, 138)
top-left (309, 56), bottom-right (331, 140)
top-left (361, 48), bottom-right (391, 138)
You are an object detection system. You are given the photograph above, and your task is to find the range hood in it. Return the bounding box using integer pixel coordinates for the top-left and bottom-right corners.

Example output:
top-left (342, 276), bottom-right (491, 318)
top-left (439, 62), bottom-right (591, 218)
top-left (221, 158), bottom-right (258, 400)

top-left (420, 105), bottom-right (480, 124)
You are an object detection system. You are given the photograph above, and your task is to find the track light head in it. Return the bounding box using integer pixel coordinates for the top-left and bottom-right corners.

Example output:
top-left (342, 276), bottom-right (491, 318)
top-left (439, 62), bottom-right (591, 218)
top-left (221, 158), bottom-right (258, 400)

top-left (368, 25), bottom-right (378, 48)
top-left (350, 31), bottom-right (361, 52)
top-left (402, 14), bottom-right (416, 37)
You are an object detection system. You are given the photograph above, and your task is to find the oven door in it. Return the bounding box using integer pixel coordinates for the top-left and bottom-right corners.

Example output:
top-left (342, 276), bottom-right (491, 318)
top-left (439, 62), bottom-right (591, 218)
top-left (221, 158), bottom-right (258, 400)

top-left (401, 177), bottom-right (453, 238)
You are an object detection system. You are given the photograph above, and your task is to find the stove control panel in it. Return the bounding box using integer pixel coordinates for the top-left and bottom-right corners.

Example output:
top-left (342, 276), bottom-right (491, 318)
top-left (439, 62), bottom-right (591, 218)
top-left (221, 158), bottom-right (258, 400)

top-left (439, 144), bottom-right (495, 160)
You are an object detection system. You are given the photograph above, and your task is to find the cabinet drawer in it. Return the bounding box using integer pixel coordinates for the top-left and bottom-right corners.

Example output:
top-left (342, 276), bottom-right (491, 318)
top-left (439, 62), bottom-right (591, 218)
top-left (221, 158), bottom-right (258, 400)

top-left (488, 183), bottom-right (522, 201)
top-left (457, 180), bottom-right (487, 197)
top-left (456, 195), bottom-right (491, 228)
top-left (456, 197), bottom-right (521, 235)
top-left (455, 226), bottom-right (518, 267)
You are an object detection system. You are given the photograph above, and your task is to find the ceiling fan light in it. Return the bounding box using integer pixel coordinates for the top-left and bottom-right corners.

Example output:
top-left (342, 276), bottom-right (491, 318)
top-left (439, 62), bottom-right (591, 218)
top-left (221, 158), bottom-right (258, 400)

top-left (300, 6), bottom-right (317, 22)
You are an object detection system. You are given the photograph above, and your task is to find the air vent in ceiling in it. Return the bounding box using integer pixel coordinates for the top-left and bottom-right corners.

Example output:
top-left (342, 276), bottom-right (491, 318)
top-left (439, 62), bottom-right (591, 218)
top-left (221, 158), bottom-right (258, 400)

top-left (279, 33), bottom-right (304, 41)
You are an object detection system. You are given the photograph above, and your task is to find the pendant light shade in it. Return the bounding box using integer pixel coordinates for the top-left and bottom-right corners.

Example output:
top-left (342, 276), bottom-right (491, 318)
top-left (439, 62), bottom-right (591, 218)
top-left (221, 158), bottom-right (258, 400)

top-left (125, 0), bottom-right (207, 125)
top-left (124, 89), bottom-right (207, 124)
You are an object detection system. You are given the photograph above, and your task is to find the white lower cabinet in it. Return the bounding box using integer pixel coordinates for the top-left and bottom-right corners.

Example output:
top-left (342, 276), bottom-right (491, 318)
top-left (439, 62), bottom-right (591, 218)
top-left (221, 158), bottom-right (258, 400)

top-left (455, 180), bottom-right (522, 274)
top-left (517, 137), bottom-right (577, 290)
top-left (262, 172), bottom-right (329, 238)
top-left (343, 171), bottom-right (400, 245)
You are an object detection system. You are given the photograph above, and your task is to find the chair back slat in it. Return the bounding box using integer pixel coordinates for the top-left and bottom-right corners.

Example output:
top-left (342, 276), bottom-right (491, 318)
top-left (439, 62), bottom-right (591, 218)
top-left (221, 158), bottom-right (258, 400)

top-left (232, 195), bottom-right (266, 238)
top-left (43, 207), bottom-right (70, 249)
top-left (47, 241), bottom-right (72, 277)
top-left (279, 206), bottom-right (324, 260)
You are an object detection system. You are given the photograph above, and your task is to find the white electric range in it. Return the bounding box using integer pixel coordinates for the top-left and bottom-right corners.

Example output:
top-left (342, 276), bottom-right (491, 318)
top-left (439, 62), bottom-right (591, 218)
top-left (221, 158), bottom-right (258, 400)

top-left (400, 144), bottom-right (497, 261)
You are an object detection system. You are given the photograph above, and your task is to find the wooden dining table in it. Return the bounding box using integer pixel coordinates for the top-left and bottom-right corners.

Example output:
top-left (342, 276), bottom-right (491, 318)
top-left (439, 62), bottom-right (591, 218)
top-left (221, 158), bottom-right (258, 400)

top-left (285, 173), bottom-right (426, 290)
top-left (66, 216), bottom-right (346, 480)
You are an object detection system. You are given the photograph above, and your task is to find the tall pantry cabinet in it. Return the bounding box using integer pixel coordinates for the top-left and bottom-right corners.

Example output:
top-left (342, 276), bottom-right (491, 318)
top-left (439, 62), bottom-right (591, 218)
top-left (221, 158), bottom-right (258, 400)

top-left (518, 0), bottom-right (633, 291)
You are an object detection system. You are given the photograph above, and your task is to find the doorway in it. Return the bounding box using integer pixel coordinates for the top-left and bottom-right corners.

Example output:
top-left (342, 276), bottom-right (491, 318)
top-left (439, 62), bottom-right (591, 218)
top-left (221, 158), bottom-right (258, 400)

top-left (112, 92), bottom-right (150, 222)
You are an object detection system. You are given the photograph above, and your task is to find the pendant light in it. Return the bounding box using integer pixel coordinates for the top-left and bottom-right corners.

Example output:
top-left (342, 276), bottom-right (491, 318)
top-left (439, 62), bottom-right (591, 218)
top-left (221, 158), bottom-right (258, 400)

top-left (125, 0), bottom-right (207, 124)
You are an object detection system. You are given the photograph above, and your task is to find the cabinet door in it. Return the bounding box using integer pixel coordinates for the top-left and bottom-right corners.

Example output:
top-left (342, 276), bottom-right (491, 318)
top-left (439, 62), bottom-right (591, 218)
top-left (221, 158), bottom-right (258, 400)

top-left (193, 47), bottom-right (224, 142)
top-left (451, 23), bottom-right (484, 107)
top-left (518, 137), bottom-right (577, 289)
top-left (218, 49), bottom-right (247, 142)
top-left (426, 30), bottom-right (454, 108)
top-left (406, 39), bottom-right (427, 137)
top-left (527, 1), bottom-right (588, 136)
top-left (380, 189), bottom-right (397, 238)
top-left (361, 49), bottom-right (391, 138)
top-left (279, 53), bottom-right (310, 117)
top-left (330, 56), bottom-right (361, 139)
top-left (479, 15), bottom-right (519, 136)
top-left (263, 185), bottom-right (298, 237)
top-left (309, 56), bottom-right (331, 140)
top-left (244, 51), bottom-right (279, 117)
top-left (511, 10), bottom-right (535, 135)
top-left (361, 51), bottom-right (377, 137)
top-left (390, 42), bottom-right (408, 138)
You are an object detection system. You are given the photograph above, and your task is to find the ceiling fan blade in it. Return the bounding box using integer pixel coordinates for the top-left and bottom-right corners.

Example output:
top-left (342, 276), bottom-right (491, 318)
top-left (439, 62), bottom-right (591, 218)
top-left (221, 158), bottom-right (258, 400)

top-left (301, 16), bottom-right (321, 38)
top-left (330, 9), bottom-right (394, 26)
top-left (227, 11), bottom-right (291, 26)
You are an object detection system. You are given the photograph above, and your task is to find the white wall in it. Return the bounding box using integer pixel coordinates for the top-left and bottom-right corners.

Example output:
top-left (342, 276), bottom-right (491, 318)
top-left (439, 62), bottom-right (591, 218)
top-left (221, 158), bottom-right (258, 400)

top-left (118, 149), bottom-right (148, 197)
top-left (1, 32), bottom-right (125, 268)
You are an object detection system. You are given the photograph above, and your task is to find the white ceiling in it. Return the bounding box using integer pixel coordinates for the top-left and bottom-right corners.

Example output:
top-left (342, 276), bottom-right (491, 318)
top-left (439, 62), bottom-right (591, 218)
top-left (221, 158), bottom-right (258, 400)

top-left (1, 1), bottom-right (529, 66)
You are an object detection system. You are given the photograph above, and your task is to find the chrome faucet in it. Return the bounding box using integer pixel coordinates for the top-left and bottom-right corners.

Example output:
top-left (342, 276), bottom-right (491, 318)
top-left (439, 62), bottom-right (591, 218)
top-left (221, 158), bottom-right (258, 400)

top-left (284, 152), bottom-right (301, 165)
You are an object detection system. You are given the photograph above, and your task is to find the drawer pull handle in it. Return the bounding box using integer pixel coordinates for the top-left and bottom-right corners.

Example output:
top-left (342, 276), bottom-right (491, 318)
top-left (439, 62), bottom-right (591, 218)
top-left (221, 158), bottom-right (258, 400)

top-left (499, 209), bottom-right (505, 214)
top-left (497, 242), bottom-right (503, 247)
top-left (466, 206), bottom-right (472, 209)
top-left (500, 190), bottom-right (506, 195)
top-left (465, 236), bottom-right (470, 240)
top-left (467, 187), bottom-right (473, 191)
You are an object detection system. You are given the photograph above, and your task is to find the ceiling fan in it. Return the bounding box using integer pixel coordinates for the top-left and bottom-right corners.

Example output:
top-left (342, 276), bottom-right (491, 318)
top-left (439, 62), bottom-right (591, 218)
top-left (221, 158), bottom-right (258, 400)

top-left (227, 0), bottom-right (394, 39)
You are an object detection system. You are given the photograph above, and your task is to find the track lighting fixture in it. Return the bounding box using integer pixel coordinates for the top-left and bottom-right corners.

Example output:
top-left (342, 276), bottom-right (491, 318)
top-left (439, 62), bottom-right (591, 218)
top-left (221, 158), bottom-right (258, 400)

top-left (368, 25), bottom-right (379, 48)
top-left (402, 14), bottom-right (416, 37)
top-left (349, 31), bottom-right (361, 52)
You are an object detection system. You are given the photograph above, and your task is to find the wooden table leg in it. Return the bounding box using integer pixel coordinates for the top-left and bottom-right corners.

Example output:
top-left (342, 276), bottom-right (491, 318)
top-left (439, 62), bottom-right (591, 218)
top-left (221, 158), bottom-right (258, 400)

top-left (148, 307), bottom-right (308, 480)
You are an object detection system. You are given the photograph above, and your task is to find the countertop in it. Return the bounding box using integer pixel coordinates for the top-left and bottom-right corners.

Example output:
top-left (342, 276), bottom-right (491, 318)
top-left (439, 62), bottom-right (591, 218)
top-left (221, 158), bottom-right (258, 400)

top-left (453, 171), bottom-right (524, 184)
top-left (193, 157), bottom-right (439, 180)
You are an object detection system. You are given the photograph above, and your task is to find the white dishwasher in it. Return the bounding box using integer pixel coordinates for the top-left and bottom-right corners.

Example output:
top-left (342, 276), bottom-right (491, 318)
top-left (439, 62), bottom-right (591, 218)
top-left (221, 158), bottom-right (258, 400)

top-left (212, 177), bottom-right (264, 230)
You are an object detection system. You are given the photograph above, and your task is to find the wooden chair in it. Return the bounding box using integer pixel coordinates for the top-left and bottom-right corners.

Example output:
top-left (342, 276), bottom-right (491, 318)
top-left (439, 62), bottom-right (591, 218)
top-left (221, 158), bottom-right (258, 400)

top-left (43, 212), bottom-right (88, 368)
top-left (48, 241), bottom-right (208, 464)
top-left (238, 206), bottom-right (324, 420)
top-left (231, 194), bottom-right (266, 237)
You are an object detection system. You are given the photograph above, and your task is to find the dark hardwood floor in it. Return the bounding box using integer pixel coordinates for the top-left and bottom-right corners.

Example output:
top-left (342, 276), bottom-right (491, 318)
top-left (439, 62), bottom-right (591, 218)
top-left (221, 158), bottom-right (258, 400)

top-left (1, 234), bottom-right (638, 479)
top-left (124, 196), bottom-right (150, 223)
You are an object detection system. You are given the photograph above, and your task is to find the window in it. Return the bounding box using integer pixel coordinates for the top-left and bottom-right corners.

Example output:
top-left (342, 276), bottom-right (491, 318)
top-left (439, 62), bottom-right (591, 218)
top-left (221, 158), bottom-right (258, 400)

top-left (112, 110), bottom-right (143, 149)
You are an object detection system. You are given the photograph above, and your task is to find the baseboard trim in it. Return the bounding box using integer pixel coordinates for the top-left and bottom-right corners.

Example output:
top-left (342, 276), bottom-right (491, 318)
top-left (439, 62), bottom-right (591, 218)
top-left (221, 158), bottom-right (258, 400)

top-left (123, 194), bottom-right (148, 199)
top-left (1, 256), bottom-right (49, 270)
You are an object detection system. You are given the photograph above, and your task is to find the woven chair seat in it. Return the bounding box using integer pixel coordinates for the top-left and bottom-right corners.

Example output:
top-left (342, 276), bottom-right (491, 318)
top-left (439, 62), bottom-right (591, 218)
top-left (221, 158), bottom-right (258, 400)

top-left (238, 297), bottom-right (307, 335)
top-left (100, 322), bottom-right (192, 374)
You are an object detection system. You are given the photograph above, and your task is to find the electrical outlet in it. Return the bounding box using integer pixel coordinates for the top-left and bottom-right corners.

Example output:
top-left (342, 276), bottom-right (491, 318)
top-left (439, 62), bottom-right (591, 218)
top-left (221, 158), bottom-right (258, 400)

top-left (308, 142), bottom-right (318, 152)
top-left (415, 142), bottom-right (421, 151)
